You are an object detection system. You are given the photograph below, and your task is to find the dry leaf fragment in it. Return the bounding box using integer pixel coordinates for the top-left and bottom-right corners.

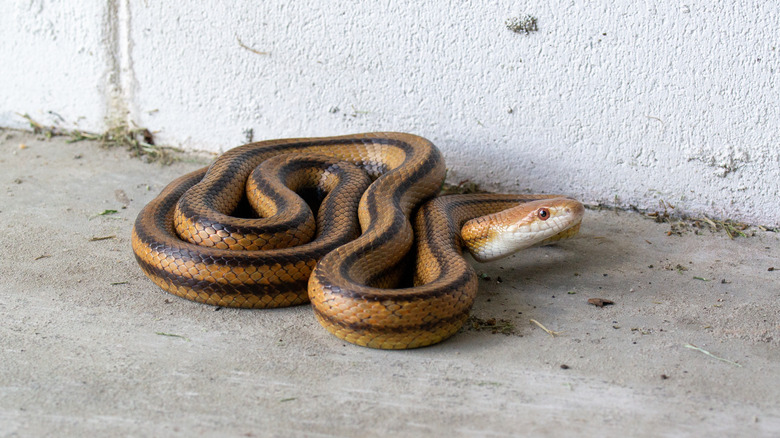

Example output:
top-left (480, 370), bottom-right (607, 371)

top-left (588, 298), bottom-right (614, 307)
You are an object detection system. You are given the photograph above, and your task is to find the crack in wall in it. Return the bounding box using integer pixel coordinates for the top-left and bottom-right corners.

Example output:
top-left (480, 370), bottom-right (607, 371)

top-left (103, 0), bottom-right (135, 129)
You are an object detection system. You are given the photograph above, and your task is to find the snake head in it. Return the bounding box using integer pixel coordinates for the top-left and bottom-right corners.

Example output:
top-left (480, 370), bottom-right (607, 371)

top-left (462, 197), bottom-right (584, 262)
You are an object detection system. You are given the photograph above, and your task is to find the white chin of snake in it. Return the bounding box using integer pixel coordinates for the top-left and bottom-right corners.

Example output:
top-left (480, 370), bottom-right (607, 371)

top-left (469, 211), bottom-right (580, 263)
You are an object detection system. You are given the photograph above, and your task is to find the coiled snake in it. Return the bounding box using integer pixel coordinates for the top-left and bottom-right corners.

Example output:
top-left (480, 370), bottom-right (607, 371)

top-left (132, 132), bottom-right (583, 349)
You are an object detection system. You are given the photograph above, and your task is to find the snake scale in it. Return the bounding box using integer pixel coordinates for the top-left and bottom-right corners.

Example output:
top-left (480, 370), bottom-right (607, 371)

top-left (132, 132), bottom-right (583, 349)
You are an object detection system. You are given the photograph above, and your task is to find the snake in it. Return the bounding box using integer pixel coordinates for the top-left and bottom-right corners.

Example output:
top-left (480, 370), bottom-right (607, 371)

top-left (132, 132), bottom-right (584, 349)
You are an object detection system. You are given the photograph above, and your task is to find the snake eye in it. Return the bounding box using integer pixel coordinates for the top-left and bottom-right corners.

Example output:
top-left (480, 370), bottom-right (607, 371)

top-left (537, 208), bottom-right (550, 221)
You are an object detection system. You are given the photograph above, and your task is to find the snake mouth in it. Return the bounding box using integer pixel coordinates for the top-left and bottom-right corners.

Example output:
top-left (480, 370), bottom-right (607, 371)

top-left (510, 197), bottom-right (584, 247)
top-left (535, 218), bottom-right (582, 246)
top-left (462, 197), bottom-right (585, 262)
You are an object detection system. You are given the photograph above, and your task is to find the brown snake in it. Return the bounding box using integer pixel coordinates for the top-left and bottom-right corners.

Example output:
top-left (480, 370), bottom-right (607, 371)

top-left (132, 132), bottom-right (583, 349)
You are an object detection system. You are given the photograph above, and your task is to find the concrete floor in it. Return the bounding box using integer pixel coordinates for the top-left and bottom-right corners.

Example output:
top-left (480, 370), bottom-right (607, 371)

top-left (1, 131), bottom-right (778, 437)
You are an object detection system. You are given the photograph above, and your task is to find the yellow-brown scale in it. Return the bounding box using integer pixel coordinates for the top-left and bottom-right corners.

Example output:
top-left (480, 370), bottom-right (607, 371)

top-left (132, 149), bottom-right (376, 308)
top-left (309, 194), bottom-right (579, 349)
top-left (132, 133), bottom-right (583, 348)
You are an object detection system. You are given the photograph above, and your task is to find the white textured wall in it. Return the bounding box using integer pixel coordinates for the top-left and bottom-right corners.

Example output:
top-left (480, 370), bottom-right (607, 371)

top-left (0, 2), bottom-right (110, 133)
top-left (2, 1), bottom-right (779, 226)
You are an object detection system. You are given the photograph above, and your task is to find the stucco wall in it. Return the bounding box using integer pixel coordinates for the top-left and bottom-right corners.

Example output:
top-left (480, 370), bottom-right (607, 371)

top-left (2, 1), bottom-right (778, 226)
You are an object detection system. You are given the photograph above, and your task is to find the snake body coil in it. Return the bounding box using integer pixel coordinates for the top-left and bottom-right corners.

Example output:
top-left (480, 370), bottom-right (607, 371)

top-left (132, 133), bottom-right (583, 349)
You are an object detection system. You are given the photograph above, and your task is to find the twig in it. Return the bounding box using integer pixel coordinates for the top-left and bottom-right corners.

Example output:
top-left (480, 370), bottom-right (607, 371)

top-left (156, 332), bottom-right (190, 341)
top-left (236, 36), bottom-right (269, 55)
top-left (646, 115), bottom-right (666, 126)
top-left (684, 343), bottom-right (742, 367)
top-left (701, 215), bottom-right (718, 230)
top-left (530, 319), bottom-right (563, 337)
top-left (89, 235), bottom-right (116, 241)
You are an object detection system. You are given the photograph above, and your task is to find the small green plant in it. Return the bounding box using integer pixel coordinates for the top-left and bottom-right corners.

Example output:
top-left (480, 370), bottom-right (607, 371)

top-left (70, 124), bottom-right (174, 164)
top-left (17, 113), bottom-right (177, 164)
